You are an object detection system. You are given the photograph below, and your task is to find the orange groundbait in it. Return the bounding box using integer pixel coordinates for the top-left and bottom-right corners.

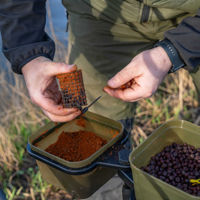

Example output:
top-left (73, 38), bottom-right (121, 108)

top-left (45, 130), bottom-right (107, 162)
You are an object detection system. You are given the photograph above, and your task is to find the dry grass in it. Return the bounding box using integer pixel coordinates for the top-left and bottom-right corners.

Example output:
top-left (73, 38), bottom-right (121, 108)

top-left (0, 127), bottom-right (17, 170)
top-left (132, 69), bottom-right (199, 146)
top-left (0, 70), bottom-right (47, 170)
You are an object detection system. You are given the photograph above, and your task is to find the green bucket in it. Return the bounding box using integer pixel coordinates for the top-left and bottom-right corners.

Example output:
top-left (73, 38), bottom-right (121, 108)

top-left (129, 120), bottom-right (200, 200)
top-left (28, 111), bottom-right (124, 199)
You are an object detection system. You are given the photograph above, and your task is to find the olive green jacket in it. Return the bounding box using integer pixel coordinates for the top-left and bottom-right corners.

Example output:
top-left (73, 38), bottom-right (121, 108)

top-left (62, 0), bottom-right (200, 120)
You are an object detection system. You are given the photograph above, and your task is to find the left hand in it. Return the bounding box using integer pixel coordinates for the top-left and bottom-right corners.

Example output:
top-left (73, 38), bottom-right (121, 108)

top-left (104, 47), bottom-right (172, 102)
top-left (22, 56), bottom-right (81, 122)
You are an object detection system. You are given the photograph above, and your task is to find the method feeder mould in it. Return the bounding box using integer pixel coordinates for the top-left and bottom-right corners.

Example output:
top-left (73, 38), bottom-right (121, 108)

top-left (56, 69), bottom-right (101, 113)
top-left (56, 69), bottom-right (87, 109)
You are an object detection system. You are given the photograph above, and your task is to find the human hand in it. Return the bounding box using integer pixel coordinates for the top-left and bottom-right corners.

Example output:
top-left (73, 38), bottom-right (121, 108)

top-left (22, 56), bottom-right (81, 122)
top-left (104, 47), bottom-right (172, 102)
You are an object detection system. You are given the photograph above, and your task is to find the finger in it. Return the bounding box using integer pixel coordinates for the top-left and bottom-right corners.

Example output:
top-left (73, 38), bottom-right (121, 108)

top-left (104, 84), bottom-right (145, 102)
top-left (43, 109), bottom-right (82, 122)
top-left (33, 92), bottom-right (79, 116)
top-left (107, 62), bottom-right (139, 89)
top-left (48, 63), bottom-right (77, 76)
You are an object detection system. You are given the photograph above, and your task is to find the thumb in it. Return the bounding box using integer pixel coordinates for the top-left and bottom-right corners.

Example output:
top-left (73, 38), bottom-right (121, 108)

top-left (48, 63), bottom-right (77, 76)
top-left (107, 63), bottom-right (136, 89)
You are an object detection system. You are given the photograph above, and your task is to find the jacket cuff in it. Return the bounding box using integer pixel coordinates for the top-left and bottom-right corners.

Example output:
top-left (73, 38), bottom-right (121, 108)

top-left (3, 34), bottom-right (55, 74)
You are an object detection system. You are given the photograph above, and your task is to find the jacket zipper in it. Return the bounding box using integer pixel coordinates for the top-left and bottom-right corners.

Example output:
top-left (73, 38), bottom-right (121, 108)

top-left (66, 11), bottom-right (69, 32)
top-left (140, 3), bottom-right (150, 23)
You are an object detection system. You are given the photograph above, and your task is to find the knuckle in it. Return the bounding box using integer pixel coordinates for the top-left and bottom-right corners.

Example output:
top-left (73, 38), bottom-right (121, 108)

top-left (73, 112), bottom-right (80, 117)
top-left (124, 98), bottom-right (132, 102)
top-left (125, 96), bottom-right (135, 102)
top-left (30, 92), bottom-right (41, 106)
top-left (56, 62), bottom-right (64, 68)
top-left (144, 89), bottom-right (153, 98)
top-left (30, 95), bottom-right (38, 105)
top-left (43, 60), bottom-right (51, 69)
top-left (57, 62), bottom-right (67, 69)
top-left (50, 118), bottom-right (57, 122)
top-left (48, 115), bottom-right (57, 122)
top-left (65, 117), bottom-right (74, 122)
top-left (115, 72), bottom-right (125, 84)
top-left (30, 92), bottom-right (41, 105)
top-left (71, 113), bottom-right (80, 119)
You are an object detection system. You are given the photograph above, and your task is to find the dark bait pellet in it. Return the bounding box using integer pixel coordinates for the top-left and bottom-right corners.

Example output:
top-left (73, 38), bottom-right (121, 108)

top-left (140, 143), bottom-right (200, 196)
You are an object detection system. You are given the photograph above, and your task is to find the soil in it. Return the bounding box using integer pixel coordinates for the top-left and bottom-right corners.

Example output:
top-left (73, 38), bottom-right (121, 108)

top-left (45, 130), bottom-right (107, 162)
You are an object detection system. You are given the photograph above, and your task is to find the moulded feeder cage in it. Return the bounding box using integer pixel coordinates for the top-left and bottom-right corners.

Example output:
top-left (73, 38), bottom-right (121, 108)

top-left (56, 69), bottom-right (87, 109)
top-left (27, 111), bottom-right (132, 199)
top-left (129, 120), bottom-right (200, 200)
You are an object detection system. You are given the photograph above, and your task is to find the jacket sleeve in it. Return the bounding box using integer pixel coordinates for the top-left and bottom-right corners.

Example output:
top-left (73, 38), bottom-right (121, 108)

top-left (0, 0), bottom-right (55, 74)
top-left (164, 9), bottom-right (200, 71)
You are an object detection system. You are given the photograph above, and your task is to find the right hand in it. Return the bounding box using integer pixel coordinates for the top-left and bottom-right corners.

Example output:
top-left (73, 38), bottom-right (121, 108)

top-left (22, 56), bottom-right (81, 122)
top-left (104, 47), bottom-right (172, 102)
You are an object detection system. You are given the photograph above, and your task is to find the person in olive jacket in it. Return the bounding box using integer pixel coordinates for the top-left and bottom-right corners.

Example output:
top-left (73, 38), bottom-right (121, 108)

top-left (0, 0), bottom-right (200, 125)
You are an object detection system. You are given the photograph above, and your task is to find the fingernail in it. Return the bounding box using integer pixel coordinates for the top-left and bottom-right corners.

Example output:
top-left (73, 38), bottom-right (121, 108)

top-left (104, 88), bottom-right (112, 96)
top-left (69, 108), bottom-right (79, 112)
top-left (104, 85), bottom-right (111, 89)
top-left (68, 64), bottom-right (77, 70)
top-left (103, 86), bottom-right (109, 92)
top-left (75, 111), bottom-right (81, 115)
top-left (107, 79), bottom-right (115, 88)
